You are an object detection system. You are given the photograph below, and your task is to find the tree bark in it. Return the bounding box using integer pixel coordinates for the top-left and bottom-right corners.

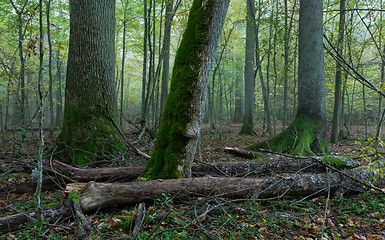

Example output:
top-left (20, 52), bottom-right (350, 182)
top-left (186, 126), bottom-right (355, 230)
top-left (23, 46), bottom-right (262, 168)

top-left (331, 0), bottom-right (345, 143)
top-left (46, 0), bottom-right (54, 137)
top-left (239, 0), bottom-right (256, 135)
top-left (159, 0), bottom-right (174, 120)
top-left (1, 165), bottom-right (382, 233)
top-left (246, 0), bottom-right (328, 155)
top-left (79, 166), bottom-right (385, 212)
top-left (54, 0), bottom-right (124, 166)
top-left (141, 0), bottom-right (230, 179)
top-left (233, 56), bottom-right (243, 123)
top-left (10, 0), bottom-right (28, 127)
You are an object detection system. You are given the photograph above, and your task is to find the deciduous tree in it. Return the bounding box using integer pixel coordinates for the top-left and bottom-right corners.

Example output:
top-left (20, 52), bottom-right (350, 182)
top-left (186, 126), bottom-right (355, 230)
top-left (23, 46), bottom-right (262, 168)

top-left (141, 0), bottom-right (230, 179)
top-left (54, 0), bottom-right (124, 165)
top-left (245, 0), bottom-right (328, 155)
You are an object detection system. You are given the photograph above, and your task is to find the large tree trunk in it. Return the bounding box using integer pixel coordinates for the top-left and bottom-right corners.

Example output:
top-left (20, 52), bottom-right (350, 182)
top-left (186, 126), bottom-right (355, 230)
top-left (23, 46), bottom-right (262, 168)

top-left (54, 0), bottom-right (124, 166)
top-left (239, 0), bottom-right (256, 135)
top-left (245, 0), bottom-right (328, 155)
top-left (141, 0), bottom-right (230, 179)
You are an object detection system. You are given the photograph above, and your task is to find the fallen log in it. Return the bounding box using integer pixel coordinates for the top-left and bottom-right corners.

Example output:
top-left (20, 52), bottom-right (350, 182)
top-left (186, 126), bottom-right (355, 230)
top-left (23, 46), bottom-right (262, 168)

top-left (2, 156), bottom-right (361, 194)
top-left (0, 201), bottom-right (71, 233)
top-left (1, 165), bottom-right (384, 233)
top-left (78, 166), bottom-right (385, 212)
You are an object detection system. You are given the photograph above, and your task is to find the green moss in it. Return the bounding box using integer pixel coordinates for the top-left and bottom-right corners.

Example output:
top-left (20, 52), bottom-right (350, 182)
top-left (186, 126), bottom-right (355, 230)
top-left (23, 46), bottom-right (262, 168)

top-left (245, 113), bottom-right (328, 156)
top-left (119, 215), bottom-right (134, 231)
top-left (69, 190), bottom-right (80, 203)
top-left (323, 156), bottom-right (343, 167)
top-left (53, 102), bottom-right (124, 166)
top-left (141, 0), bottom-right (215, 179)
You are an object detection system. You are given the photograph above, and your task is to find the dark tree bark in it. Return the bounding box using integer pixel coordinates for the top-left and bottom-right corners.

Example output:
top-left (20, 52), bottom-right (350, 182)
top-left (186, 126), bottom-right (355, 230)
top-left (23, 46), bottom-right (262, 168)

top-left (246, 0), bottom-right (328, 155)
top-left (54, 0), bottom-right (124, 165)
top-left (239, 0), bottom-right (256, 135)
top-left (141, 0), bottom-right (230, 179)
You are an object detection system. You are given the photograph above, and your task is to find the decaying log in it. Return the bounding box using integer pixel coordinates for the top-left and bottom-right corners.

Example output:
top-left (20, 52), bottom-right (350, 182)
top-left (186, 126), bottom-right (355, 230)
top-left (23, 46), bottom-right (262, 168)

top-left (3, 156), bottom-right (362, 195)
top-left (78, 166), bottom-right (385, 212)
top-left (2, 165), bottom-right (384, 233)
top-left (0, 201), bottom-right (71, 233)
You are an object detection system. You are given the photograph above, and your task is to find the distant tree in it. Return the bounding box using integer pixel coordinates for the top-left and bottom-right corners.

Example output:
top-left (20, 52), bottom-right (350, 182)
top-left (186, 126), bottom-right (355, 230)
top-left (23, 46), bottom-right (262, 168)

top-left (141, 0), bottom-right (230, 179)
top-left (54, 0), bottom-right (124, 165)
top-left (245, 0), bottom-right (328, 155)
top-left (9, 0), bottom-right (29, 127)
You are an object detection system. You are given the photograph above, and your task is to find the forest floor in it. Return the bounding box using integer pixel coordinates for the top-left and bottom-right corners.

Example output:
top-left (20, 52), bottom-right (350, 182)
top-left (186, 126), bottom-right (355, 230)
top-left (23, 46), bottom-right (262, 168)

top-left (0, 122), bottom-right (385, 239)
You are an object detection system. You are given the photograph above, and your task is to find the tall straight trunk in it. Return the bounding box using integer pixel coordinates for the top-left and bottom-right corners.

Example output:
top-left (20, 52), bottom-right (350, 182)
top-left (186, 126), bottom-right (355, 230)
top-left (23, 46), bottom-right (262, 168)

top-left (5, 63), bottom-right (13, 130)
top-left (55, 0), bottom-right (123, 166)
top-left (376, 1), bottom-right (384, 140)
top-left (159, 0), bottom-right (174, 119)
top-left (239, 0), bottom-right (256, 135)
top-left (377, 46), bottom-right (385, 139)
top-left (10, 0), bottom-right (28, 127)
top-left (55, 50), bottom-right (63, 128)
top-left (141, 0), bottom-right (149, 127)
top-left (257, 6), bottom-right (274, 137)
top-left (363, 85), bottom-right (368, 139)
top-left (330, 0), bottom-right (345, 143)
top-left (141, 0), bottom-right (230, 179)
top-left (35, 0), bottom-right (45, 229)
top-left (233, 56), bottom-right (243, 123)
top-left (120, 5), bottom-right (127, 126)
top-left (246, 0), bottom-right (328, 155)
top-left (46, 0), bottom-right (54, 136)
top-left (283, 0), bottom-right (289, 130)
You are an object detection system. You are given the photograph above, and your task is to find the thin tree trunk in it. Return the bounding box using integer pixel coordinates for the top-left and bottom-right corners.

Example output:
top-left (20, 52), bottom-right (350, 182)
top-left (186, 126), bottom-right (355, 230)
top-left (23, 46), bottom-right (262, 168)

top-left (330, 0), bottom-right (345, 143)
top-left (159, 0), bottom-right (174, 120)
top-left (233, 56), bottom-right (243, 123)
top-left (46, 0), bottom-right (54, 136)
top-left (120, 3), bottom-right (128, 126)
top-left (10, 0), bottom-right (29, 127)
top-left (141, 0), bottom-right (149, 127)
top-left (35, 0), bottom-right (44, 229)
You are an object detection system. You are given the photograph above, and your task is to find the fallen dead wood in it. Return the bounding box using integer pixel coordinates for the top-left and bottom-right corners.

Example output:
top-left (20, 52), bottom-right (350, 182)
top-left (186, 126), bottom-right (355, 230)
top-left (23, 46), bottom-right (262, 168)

top-left (1, 165), bottom-right (384, 233)
top-left (0, 201), bottom-right (71, 233)
top-left (78, 166), bottom-right (385, 212)
top-left (2, 156), bottom-right (361, 194)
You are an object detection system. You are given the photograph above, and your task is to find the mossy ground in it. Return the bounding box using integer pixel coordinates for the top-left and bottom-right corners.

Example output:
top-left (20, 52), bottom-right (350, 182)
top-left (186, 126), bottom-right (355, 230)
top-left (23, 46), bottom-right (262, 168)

top-left (245, 113), bottom-right (328, 156)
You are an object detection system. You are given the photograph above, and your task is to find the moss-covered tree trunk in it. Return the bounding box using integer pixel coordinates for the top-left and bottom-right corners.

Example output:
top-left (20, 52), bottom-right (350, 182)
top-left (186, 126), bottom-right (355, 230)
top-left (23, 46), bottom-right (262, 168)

top-left (54, 0), bottom-right (124, 166)
top-left (245, 0), bottom-right (328, 155)
top-left (141, 0), bottom-right (230, 179)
